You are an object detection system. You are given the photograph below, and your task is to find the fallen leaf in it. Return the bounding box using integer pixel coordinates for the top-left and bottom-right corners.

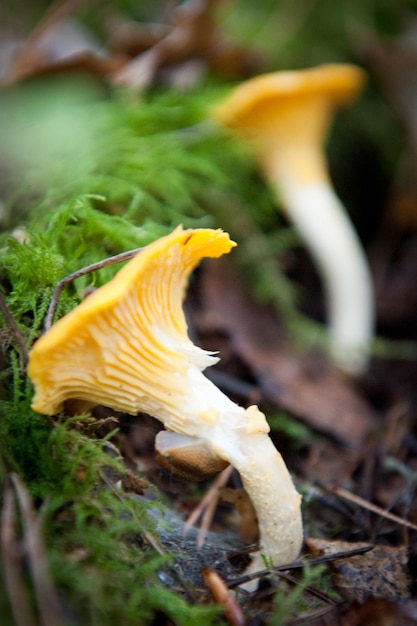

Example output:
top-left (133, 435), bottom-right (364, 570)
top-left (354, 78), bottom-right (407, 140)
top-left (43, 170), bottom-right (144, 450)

top-left (111, 0), bottom-right (262, 89)
top-left (307, 538), bottom-right (411, 603)
top-left (202, 567), bottom-right (246, 626)
top-left (3, 15), bottom-right (120, 86)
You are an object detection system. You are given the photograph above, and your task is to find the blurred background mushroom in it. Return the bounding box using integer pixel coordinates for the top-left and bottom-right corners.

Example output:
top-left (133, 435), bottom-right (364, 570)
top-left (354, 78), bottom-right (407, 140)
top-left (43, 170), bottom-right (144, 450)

top-left (213, 64), bottom-right (374, 375)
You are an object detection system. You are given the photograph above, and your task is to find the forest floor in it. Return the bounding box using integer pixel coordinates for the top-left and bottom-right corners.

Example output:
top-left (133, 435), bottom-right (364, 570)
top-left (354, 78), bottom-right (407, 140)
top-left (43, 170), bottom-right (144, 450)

top-left (2, 1), bottom-right (417, 625)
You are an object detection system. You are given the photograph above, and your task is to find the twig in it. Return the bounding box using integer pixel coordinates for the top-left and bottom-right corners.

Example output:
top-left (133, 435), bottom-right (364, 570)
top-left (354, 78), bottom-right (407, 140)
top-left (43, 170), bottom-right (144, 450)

top-left (1, 482), bottom-right (37, 626)
top-left (10, 473), bottom-right (66, 626)
top-left (287, 605), bottom-right (338, 624)
top-left (197, 484), bottom-right (225, 548)
top-left (332, 485), bottom-right (417, 532)
top-left (227, 544), bottom-right (374, 590)
top-left (44, 247), bottom-right (144, 331)
top-left (0, 292), bottom-right (29, 366)
top-left (275, 570), bottom-right (338, 606)
top-left (183, 465), bottom-right (233, 543)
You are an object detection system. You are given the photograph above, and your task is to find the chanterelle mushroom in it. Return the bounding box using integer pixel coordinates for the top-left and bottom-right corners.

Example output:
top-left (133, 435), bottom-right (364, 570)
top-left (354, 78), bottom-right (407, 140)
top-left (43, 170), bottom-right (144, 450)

top-left (28, 226), bottom-right (302, 575)
top-left (213, 64), bottom-right (374, 375)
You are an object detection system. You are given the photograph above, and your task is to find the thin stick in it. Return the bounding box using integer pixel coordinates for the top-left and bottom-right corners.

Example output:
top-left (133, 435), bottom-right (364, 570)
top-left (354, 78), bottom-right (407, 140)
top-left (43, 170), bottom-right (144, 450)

top-left (276, 570), bottom-right (338, 606)
top-left (10, 474), bottom-right (67, 626)
top-left (332, 485), bottom-right (417, 532)
top-left (183, 465), bottom-right (233, 537)
top-left (1, 482), bottom-right (37, 626)
top-left (197, 480), bottom-right (224, 548)
top-left (227, 543), bottom-right (374, 590)
top-left (44, 247), bottom-right (144, 331)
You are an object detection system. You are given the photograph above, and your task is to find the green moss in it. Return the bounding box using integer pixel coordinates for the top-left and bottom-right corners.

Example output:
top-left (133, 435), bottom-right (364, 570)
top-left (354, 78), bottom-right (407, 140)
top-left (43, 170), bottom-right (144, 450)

top-left (0, 337), bottom-right (221, 624)
top-left (0, 387), bottom-right (220, 625)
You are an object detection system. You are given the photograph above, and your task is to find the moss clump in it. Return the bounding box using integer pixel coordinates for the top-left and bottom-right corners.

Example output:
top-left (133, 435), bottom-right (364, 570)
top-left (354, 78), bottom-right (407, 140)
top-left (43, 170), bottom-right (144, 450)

top-left (0, 385), bottom-right (220, 625)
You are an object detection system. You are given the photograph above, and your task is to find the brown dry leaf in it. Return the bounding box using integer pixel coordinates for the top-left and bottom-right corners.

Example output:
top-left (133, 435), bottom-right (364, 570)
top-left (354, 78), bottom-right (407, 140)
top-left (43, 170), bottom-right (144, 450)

top-left (202, 567), bottom-right (246, 626)
top-left (198, 257), bottom-right (377, 450)
top-left (2, 1), bottom-right (121, 86)
top-left (2, 0), bottom-right (261, 92)
top-left (307, 538), bottom-right (411, 603)
top-left (111, 0), bottom-right (262, 89)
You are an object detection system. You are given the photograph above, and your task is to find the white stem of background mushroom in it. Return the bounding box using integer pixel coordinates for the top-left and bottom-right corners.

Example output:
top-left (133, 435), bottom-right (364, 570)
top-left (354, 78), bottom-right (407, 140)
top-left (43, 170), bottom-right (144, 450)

top-left (259, 105), bottom-right (374, 375)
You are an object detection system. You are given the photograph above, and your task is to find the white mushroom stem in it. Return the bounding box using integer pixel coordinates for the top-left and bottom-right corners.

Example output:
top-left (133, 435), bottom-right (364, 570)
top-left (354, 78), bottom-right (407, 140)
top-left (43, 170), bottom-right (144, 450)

top-left (274, 174), bottom-right (374, 375)
top-left (261, 125), bottom-right (374, 375)
top-left (157, 362), bottom-right (303, 572)
top-left (213, 65), bottom-right (374, 375)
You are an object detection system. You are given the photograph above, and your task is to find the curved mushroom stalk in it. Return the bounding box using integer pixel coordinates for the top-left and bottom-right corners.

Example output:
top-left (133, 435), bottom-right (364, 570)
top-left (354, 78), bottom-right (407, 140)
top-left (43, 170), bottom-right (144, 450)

top-left (174, 369), bottom-right (303, 570)
top-left (213, 64), bottom-right (374, 375)
top-left (156, 380), bottom-right (303, 569)
top-left (235, 433), bottom-right (302, 575)
top-left (28, 227), bottom-right (303, 575)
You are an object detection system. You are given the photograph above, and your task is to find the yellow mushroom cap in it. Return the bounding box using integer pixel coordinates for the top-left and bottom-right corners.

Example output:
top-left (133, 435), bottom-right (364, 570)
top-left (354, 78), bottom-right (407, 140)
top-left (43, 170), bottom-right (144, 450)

top-left (213, 63), bottom-right (366, 133)
top-left (28, 227), bottom-right (236, 417)
top-left (213, 63), bottom-right (367, 188)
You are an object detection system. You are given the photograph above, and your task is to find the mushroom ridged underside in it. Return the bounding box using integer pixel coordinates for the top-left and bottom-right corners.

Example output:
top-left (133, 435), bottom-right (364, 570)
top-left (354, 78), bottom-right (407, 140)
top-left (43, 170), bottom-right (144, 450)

top-left (28, 227), bottom-right (235, 418)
